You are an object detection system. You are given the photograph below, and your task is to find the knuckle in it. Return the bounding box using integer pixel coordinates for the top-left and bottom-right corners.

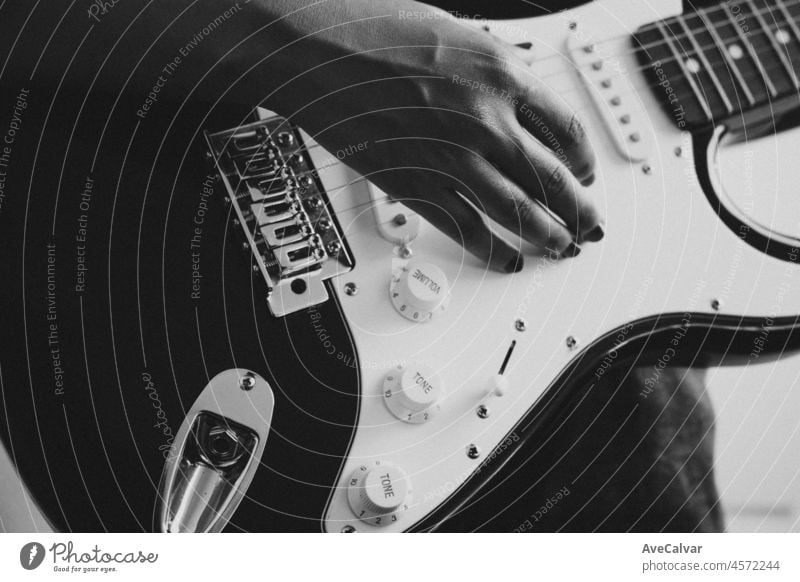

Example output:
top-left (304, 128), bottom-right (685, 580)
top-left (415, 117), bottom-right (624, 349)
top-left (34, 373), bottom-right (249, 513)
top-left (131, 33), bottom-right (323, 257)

top-left (515, 197), bottom-right (535, 228)
top-left (544, 164), bottom-right (570, 199)
top-left (565, 113), bottom-right (587, 146)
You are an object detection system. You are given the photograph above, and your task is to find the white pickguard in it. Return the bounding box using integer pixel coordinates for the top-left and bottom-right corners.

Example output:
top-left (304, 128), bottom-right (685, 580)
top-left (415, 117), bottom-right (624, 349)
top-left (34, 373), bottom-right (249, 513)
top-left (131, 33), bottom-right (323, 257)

top-left (301, 0), bottom-right (800, 532)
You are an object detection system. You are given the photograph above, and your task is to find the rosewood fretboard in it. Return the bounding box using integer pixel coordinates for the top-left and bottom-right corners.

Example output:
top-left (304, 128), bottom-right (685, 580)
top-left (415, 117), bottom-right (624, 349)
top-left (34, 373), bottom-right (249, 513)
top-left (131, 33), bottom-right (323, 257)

top-left (636, 0), bottom-right (800, 129)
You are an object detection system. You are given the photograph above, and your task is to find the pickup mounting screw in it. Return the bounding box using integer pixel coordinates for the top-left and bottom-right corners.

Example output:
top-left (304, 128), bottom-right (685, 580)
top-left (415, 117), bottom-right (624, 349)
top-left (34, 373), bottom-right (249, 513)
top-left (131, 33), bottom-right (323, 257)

top-left (514, 319), bottom-right (527, 332)
top-left (477, 405), bottom-right (490, 419)
top-left (344, 282), bottom-right (358, 296)
top-left (467, 444), bottom-right (481, 459)
top-left (240, 373), bottom-right (257, 391)
top-left (566, 335), bottom-right (579, 349)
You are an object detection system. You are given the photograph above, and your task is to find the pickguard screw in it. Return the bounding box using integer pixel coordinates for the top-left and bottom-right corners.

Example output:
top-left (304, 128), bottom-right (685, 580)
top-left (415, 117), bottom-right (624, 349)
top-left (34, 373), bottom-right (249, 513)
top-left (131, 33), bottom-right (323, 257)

top-left (514, 319), bottom-right (527, 332)
top-left (569, 21), bottom-right (578, 30)
top-left (711, 298), bottom-right (721, 311)
top-left (477, 405), bottom-right (490, 419)
top-left (393, 213), bottom-right (407, 226)
top-left (341, 525), bottom-right (356, 533)
top-left (327, 241), bottom-right (342, 256)
top-left (344, 282), bottom-right (358, 296)
top-left (674, 146), bottom-right (683, 157)
top-left (467, 444), bottom-right (481, 459)
top-left (240, 372), bottom-right (256, 391)
top-left (399, 244), bottom-right (413, 259)
top-left (642, 163), bottom-right (652, 174)
top-left (566, 335), bottom-right (579, 349)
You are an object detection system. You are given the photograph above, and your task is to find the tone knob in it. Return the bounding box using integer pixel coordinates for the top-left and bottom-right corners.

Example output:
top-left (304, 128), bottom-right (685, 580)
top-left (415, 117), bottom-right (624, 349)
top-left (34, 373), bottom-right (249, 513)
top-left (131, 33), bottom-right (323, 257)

top-left (347, 461), bottom-right (412, 526)
top-left (383, 364), bottom-right (443, 423)
top-left (389, 261), bottom-right (450, 322)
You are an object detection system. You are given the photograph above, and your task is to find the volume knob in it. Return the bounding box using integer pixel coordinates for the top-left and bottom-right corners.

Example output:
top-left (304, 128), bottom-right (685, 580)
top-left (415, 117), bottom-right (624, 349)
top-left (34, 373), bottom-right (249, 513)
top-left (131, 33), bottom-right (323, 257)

top-left (390, 261), bottom-right (450, 322)
top-left (383, 364), bottom-right (443, 423)
top-left (347, 461), bottom-right (411, 527)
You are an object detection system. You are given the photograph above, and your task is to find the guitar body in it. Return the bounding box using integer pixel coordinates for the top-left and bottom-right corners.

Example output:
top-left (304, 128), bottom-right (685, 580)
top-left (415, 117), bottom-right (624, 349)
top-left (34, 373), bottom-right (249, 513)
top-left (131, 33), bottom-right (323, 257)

top-left (1, 0), bottom-right (799, 532)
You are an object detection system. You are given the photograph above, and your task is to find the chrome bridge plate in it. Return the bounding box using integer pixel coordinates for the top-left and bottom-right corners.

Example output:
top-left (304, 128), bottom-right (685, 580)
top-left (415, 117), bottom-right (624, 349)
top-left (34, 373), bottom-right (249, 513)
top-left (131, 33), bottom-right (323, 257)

top-left (205, 116), bottom-right (354, 317)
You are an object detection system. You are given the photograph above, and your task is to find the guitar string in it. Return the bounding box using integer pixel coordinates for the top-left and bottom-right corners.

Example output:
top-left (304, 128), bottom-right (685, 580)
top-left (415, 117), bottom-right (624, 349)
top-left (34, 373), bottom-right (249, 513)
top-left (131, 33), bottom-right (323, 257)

top-left (499, 0), bottom-right (800, 80)
top-left (233, 3), bottom-right (800, 228)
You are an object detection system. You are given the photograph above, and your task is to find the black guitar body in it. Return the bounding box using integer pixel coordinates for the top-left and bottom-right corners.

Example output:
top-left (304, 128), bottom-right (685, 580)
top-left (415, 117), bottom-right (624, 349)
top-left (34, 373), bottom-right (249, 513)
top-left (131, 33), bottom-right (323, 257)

top-left (0, 88), bottom-right (361, 532)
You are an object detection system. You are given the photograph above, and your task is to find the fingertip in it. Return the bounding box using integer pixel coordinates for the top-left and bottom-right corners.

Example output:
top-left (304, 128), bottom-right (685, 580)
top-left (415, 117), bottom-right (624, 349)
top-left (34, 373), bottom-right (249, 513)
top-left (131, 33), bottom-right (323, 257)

top-left (583, 222), bottom-right (605, 243)
top-left (504, 253), bottom-right (524, 274)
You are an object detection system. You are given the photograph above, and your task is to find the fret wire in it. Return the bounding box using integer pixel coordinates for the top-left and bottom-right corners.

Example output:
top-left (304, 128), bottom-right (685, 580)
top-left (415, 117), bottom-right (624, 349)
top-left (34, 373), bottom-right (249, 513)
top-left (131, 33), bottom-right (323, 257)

top-left (611, 0), bottom-right (800, 76)
top-left (495, 0), bottom-right (800, 84)
top-left (776, 0), bottom-right (800, 48)
top-left (747, 0), bottom-right (799, 88)
top-left (723, 4), bottom-right (779, 97)
top-left (655, 20), bottom-right (713, 121)
top-left (696, 8), bottom-right (756, 106)
top-left (676, 13), bottom-right (734, 114)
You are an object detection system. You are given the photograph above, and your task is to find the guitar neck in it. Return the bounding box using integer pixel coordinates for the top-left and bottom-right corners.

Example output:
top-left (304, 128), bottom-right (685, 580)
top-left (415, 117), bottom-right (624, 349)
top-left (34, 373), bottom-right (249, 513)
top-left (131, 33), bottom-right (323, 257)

top-left (635, 0), bottom-right (800, 129)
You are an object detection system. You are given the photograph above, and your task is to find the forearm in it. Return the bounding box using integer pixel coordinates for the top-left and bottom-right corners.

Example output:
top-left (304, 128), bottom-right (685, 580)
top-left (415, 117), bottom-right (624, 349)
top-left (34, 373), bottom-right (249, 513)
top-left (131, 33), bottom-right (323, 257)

top-left (0, 0), bottom-right (443, 111)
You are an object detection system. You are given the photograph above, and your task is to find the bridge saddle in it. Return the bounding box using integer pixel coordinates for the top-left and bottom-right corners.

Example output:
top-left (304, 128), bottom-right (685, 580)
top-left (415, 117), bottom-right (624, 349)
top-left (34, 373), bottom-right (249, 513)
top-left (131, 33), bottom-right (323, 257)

top-left (205, 116), bottom-right (354, 317)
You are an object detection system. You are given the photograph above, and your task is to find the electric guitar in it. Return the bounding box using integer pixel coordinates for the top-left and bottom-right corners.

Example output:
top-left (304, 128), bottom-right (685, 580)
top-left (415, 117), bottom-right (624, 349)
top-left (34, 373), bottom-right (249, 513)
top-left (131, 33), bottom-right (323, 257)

top-left (2, 0), bottom-right (800, 532)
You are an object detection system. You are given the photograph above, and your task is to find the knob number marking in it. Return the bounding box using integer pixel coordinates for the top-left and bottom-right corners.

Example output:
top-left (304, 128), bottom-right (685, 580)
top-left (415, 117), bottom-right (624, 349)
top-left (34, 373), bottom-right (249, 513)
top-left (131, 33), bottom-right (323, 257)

top-left (382, 365), bottom-right (443, 424)
top-left (346, 462), bottom-right (412, 527)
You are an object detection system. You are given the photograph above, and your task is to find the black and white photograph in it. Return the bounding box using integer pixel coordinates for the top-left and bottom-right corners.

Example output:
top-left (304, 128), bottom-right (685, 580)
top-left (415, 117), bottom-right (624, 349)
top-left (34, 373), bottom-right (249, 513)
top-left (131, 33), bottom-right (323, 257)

top-left (1, 0), bottom-right (799, 579)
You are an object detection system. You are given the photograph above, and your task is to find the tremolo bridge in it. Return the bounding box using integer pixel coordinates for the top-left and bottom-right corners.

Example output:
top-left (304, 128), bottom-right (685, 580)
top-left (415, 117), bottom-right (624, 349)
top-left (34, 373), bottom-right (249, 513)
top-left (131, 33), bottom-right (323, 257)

top-left (205, 116), bottom-right (353, 317)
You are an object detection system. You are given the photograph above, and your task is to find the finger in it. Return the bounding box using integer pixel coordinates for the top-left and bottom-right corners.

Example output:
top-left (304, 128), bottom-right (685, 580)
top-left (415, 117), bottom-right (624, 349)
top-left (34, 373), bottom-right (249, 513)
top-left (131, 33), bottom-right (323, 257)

top-left (516, 77), bottom-right (596, 184)
top-left (456, 159), bottom-right (578, 257)
top-left (399, 191), bottom-right (524, 273)
top-left (493, 128), bottom-right (604, 243)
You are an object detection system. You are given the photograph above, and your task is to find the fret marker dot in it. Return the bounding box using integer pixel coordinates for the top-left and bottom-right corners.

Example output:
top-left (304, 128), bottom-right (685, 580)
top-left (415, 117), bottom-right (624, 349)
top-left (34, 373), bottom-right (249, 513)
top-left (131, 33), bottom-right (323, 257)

top-left (776, 29), bottom-right (791, 45)
top-left (728, 44), bottom-right (744, 60)
top-left (685, 57), bottom-right (701, 74)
